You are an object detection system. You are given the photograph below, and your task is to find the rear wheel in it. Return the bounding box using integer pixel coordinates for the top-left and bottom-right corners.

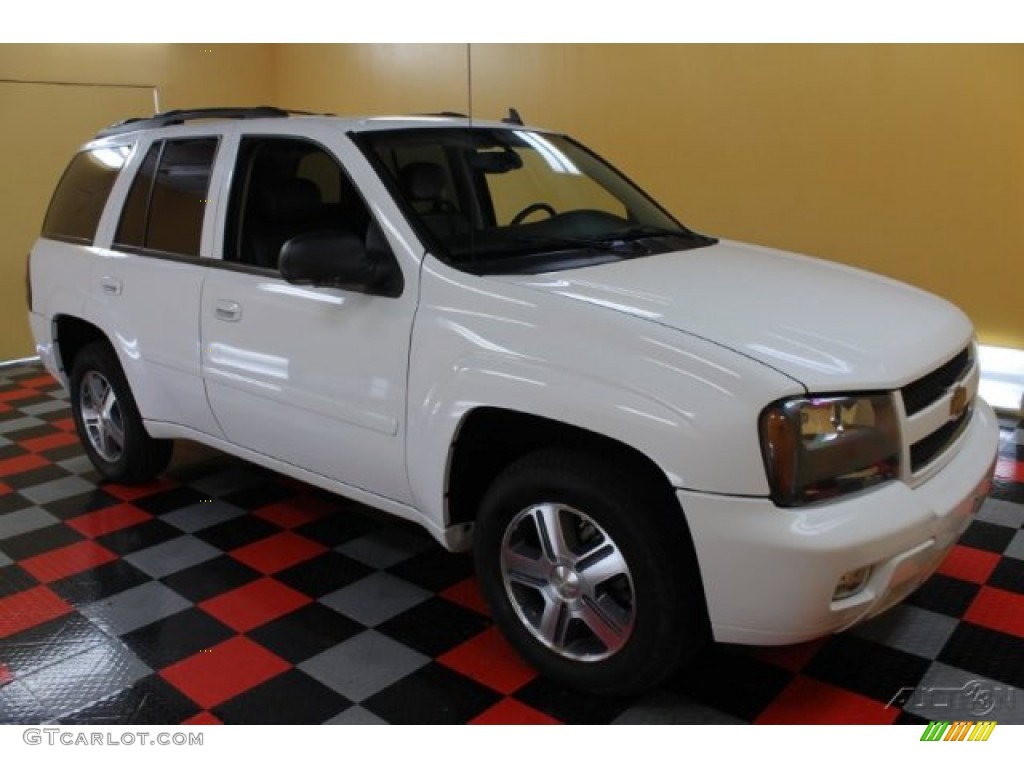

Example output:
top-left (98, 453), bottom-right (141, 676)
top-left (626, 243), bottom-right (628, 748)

top-left (70, 342), bottom-right (173, 483)
top-left (474, 448), bottom-right (708, 695)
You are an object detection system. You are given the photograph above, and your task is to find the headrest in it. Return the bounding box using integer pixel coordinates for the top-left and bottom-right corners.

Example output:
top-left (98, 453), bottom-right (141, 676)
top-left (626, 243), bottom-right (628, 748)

top-left (398, 162), bottom-right (447, 202)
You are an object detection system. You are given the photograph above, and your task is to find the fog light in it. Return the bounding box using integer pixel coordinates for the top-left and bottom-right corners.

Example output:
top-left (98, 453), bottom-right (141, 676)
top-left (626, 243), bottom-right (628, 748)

top-left (833, 566), bottom-right (872, 600)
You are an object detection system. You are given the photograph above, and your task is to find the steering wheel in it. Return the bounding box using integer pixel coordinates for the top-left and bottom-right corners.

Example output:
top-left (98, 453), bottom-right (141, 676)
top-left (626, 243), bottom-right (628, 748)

top-left (510, 202), bottom-right (557, 226)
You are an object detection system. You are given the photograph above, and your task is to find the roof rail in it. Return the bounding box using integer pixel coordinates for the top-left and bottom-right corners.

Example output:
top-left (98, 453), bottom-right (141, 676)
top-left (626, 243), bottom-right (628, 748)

top-left (95, 106), bottom-right (291, 138)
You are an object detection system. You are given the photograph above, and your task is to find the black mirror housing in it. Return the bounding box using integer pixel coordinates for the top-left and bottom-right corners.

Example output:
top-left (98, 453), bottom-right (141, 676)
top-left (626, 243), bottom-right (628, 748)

top-left (279, 231), bottom-right (401, 297)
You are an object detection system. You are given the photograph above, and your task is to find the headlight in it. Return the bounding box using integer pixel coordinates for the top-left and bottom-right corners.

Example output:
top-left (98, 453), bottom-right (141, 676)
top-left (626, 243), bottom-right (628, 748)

top-left (759, 393), bottom-right (900, 506)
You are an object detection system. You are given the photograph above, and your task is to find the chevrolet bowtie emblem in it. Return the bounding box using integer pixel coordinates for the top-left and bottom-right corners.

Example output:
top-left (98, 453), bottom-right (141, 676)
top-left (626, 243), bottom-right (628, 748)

top-left (949, 385), bottom-right (968, 421)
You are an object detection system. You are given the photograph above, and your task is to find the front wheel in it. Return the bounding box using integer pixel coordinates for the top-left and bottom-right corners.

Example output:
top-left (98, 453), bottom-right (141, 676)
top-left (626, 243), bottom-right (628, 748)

top-left (474, 448), bottom-right (708, 695)
top-left (70, 342), bottom-right (173, 483)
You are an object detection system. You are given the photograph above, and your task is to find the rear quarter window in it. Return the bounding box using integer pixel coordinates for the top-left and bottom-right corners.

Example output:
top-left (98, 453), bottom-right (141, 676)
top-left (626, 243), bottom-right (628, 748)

top-left (41, 146), bottom-right (131, 245)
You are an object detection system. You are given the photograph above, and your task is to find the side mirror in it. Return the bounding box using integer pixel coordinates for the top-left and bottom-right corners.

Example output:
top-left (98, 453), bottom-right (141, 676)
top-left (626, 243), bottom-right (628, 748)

top-left (279, 231), bottom-right (400, 296)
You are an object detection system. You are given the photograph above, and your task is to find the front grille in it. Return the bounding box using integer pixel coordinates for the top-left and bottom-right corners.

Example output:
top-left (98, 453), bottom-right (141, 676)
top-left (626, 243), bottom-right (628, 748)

top-left (909, 406), bottom-right (971, 473)
top-left (901, 346), bottom-right (970, 416)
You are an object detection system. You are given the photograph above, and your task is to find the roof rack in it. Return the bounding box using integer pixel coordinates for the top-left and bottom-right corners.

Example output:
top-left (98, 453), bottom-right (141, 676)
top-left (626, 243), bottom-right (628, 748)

top-left (95, 106), bottom-right (291, 138)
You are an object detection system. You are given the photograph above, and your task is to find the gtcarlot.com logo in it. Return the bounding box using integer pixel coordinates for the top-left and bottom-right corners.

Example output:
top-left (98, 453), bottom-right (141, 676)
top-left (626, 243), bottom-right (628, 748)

top-left (23, 729), bottom-right (203, 747)
top-left (920, 721), bottom-right (997, 742)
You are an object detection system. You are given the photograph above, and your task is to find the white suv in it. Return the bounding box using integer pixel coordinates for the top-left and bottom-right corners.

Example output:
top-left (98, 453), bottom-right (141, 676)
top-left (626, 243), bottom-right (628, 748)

top-left (27, 107), bottom-right (999, 694)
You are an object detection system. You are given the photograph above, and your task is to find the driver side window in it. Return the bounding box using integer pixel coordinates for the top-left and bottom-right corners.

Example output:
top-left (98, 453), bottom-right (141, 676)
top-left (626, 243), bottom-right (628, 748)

top-left (224, 137), bottom-right (374, 271)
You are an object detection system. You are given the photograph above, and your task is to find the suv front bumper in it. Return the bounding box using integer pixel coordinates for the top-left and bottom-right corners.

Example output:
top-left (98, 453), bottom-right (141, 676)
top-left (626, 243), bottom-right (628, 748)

top-left (680, 399), bottom-right (999, 645)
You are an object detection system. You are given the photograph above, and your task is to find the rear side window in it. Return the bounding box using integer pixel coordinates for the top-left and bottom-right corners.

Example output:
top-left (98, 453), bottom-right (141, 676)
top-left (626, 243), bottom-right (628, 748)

top-left (42, 146), bottom-right (131, 244)
top-left (115, 137), bottom-right (218, 258)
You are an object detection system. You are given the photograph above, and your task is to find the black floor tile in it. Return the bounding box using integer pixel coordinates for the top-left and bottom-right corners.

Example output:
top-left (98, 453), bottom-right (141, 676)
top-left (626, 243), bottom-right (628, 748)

top-left (44, 489), bottom-right (121, 520)
top-left (377, 597), bottom-right (491, 658)
top-left (134, 487), bottom-right (208, 516)
top-left (987, 558), bottom-right (1024, 594)
top-left (0, 523), bottom-right (84, 560)
top-left (57, 674), bottom-right (202, 725)
top-left (905, 573), bottom-right (980, 618)
top-left (363, 662), bottom-right (500, 724)
top-left (121, 608), bottom-right (235, 670)
top-left (246, 603), bottom-right (363, 665)
top-left (274, 551), bottom-right (373, 598)
top-left (0, 491), bottom-right (33, 515)
top-left (514, 676), bottom-right (634, 724)
top-left (388, 549), bottom-right (475, 592)
top-left (293, 512), bottom-right (384, 548)
top-left (938, 622), bottom-right (1024, 690)
top-left (3, 464), bottom-right (70, 489)
top-left (160, 555), bottom-right (262, 604)
top-left (803, 634), bottom-right (932, 703)
top-left (49, 559), bottom-right (152, 605)
top-left (0, 564), bottom-right (38, 599)
top-left (95, 519), bottom-right (181, 556)
top-left (221, 482), bottom-right (298, 511)
top-left (959, 520), bottom-right (1017, 554)
top-left (193, 515), bottom-right (278, 551)
top-left (213, 669), bottom-right (350, 724)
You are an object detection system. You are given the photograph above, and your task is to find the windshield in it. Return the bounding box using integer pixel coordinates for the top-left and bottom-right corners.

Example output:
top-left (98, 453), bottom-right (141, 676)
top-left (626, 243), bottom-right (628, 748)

top-left (357, 127), bottom-right (715, 274)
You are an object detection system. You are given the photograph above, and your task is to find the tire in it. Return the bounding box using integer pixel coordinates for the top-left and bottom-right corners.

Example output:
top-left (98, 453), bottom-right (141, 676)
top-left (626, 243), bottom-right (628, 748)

top-left (474, 448), bottom-right (708, 696)
top-left (69, 342), bottom-right (173, 483)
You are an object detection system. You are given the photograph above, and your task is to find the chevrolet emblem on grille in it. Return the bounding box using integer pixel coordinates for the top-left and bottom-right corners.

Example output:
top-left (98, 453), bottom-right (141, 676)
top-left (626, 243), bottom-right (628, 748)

top-left (949, 385), bottom-right (968, 421)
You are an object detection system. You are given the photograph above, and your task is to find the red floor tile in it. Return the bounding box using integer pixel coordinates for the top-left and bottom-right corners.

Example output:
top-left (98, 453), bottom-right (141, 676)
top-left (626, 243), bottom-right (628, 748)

top-left (199, 577), bottom-right (312, 632)
top-left (0, 402), bottom-right (10, 414)
top-left (964, 586), bottom-right (1024, 639)
top-left (0, 481), bottom-right (11, 496)
top-left (65, 503), bottom-right (153, 538)
top-left (0, 388), bottom-right (37, 403)
top-left (995, 456), bottom-right (1023, 483)
top-left (470, 697), bottom-right (561, 725)
top-left (0, 453), bottom-right (49, 478)
top-left (20, 540), bottom-right (119, 583)
top-left (755, 676), bottom-right (900, 724)
top-left (253, 496), bottom-right (337, 529)
top-left (51, 417), bottom-right (77, 432)
top-left (18, 375), bottom-right (57, 388)
top-left (439, 627), bottom-right (537, 695)
top-left (440, 576), bottom-right (490, 616)
top-left (0, 585), bottom-right (74, 639)
top-left (229, 531), bottom-right (327, 575)
top-left (161, 636), bottom-right (291, 710)
top-left (937, 545), bottom-right (1002, 585)
top-left (102, 479), bottom-right (176, 501)
top-left (0, 663), bottom-right (13, 687)
top-left (22, 432), bottom-right (80, 453)
top-left (182, 711), bottom-right (223, 725)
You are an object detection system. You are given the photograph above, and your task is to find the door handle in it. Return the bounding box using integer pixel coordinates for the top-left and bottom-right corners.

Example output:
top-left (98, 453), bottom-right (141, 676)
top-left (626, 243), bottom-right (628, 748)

top-left (99, 276), bottom-right (122, 296)
top-left (214, 299), bottom-right (242, 322)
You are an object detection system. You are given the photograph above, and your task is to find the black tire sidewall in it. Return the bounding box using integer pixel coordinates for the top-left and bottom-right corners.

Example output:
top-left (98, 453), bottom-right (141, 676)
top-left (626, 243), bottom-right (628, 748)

top-left (475, 451), bottom-right (699, 695)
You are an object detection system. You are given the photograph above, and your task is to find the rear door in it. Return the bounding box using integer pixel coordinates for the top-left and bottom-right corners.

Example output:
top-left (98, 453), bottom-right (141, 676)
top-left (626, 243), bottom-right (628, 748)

top-left (88, 133), bottom-right (223, 436)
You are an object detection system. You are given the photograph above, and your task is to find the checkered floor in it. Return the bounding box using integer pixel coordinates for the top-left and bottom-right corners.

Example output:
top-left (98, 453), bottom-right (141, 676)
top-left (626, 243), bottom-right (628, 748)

top-left (1, 362), bottom-right (1021, 725)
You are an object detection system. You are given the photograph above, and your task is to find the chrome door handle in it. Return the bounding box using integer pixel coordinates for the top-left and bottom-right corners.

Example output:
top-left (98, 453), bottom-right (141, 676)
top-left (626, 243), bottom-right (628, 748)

top-left (99, 276), bottom-right (122, 296)
top-left (214, 299), bottom-right (242, 322)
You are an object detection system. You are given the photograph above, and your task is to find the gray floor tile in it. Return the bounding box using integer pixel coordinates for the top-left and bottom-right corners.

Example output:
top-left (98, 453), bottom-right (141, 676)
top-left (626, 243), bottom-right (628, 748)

top-left (852, 604), bottom-right (958, 659)
top-left (613, 690), bottom-right (746, 724)
top-left (80, 581), bottom-right (192, 636)
top-left (323, 705), bottom-right (389, 724)
top-left (0, 506), bottom-right (60, 540)
top-left (299, 630), bottom-right (428, 702)
top-left (20, 639), bottom-right (151, 720)
top-left (0, 435), bottom-right (10, 448)
top-left (0, 679), bottom-right (48, 723)
top-left (1005, 530), bottom-right (1024, 561)
top-left (0, 550), bottom-right (11, 567)
top-left (335, 525), bottom-right (435, 569)
top-left (123, 535), bottom-right (221, 579)
top-left (161, 500), bottom-right (247, 533)
top-left (320, 572), bottom-right (431, 626)
top-left (20, 476), bottom-right (95, 506)
top-left (21, 400), bottom-right (69, 416)
top-left (976, 498), bottom-right (1024, 529)
top-left (57, 456), bottom-right (96, 475)
top-left (0, 417), bottom-right (45, 435)
top-left (1013, 428), bottom-right (1024, 446)
top-left (908, 662), bottom-right (1023, 724)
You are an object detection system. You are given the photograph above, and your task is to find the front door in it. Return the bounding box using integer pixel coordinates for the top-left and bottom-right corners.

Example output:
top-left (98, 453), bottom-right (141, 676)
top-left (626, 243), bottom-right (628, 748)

top-left (200, 134), bottom-right (415, 504)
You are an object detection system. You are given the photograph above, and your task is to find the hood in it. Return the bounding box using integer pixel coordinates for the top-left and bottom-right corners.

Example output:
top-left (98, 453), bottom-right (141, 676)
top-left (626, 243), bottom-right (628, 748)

top-left (492, 240), bottom-right (973, 392)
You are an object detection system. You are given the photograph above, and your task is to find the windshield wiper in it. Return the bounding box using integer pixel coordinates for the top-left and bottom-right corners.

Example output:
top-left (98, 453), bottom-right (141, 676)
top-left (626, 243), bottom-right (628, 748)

top-left (598, 225), bottom-right (696, 242)
top-left (508, 234), bottom-right (620, 252)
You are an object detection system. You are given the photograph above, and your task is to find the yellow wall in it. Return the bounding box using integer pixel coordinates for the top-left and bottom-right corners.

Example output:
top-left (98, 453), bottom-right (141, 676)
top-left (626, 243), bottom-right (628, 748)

top-left (0, 44), bottom-right (274, 360)
top-left (276, 43), bottom-right (1023, 349)
top-left (3, 44), bottom-right (1020, 359)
